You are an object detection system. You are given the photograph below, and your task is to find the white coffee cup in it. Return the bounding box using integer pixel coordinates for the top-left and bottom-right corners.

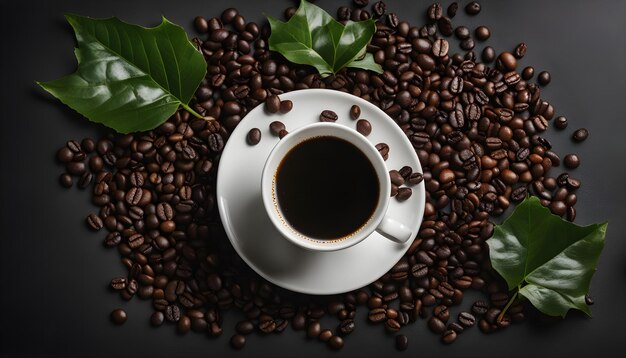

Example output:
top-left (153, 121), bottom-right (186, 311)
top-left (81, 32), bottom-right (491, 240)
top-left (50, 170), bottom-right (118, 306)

top-left (261, 122), bottom-right (413, 252)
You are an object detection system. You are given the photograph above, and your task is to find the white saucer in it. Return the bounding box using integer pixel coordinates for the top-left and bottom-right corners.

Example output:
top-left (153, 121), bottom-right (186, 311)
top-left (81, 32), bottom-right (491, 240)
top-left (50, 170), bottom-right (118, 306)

top-left (216, 89), bottom-right (425, 295)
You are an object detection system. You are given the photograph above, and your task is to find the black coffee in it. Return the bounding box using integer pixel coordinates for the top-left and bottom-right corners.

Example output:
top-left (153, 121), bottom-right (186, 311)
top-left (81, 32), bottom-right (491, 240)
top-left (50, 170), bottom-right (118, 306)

top-left (275, 136), bottom-right (380, 240)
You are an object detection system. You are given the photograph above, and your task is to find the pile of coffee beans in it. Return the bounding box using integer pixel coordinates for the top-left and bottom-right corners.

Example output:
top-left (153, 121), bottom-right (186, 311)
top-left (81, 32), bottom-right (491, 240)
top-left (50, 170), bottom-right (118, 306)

top-left (55, 0), bottom-right (589, 350)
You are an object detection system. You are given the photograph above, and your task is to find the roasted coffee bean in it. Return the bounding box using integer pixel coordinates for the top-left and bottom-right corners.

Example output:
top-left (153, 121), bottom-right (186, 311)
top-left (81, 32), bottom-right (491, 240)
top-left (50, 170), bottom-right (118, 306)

top-left (471, 300), bottom-right (489, 315)
top-left (433, 305), bottom-right (450, 322)
top-left (356, 119), bottom-right (372, 136)
top-left (482, 46), bottom-right (495, 63)
top-left (372, 1), bottom-right (386, 17)
top-left (269, 121), bottom-right (286, 136)
top-left (236, 320), bottom-right (255, 335)
top-left (437, 17), bottom-right (453, 36)
top-left (208, 133), bottom-right (225, 152)
top-left (564, 154), bottom-right (580, 169)
top-left (572, 128), bottom-right (589, 142)
top-left (278, 129), bottom-right (288, 139)
top-left (432, 38), bottom-right (449, 57)
top-left (265, 95), bottom-right (280, 113)
top-left (447, 2), bottom-right (458, 17)
top-left (554, 116), bottom-right (568, 130)
top-left (427, 3), bottom-right (443, 21)
top-left (498, 52), bottom-right (517, 71)
top-left (376, 143), bottom-right (389, 161)
top-left (428, 317), bottom-right (446, 333)
top-left (86, 213), bottom-right (103, 231)
top-left (396, 187), bottom-right (412, 201)
top-left (522, 66), bottom-right (535, 80)
top-left (307, 321), bottom-right (321, 338)
top-left (110, 277), bottom-right (127, 290)
top-left (455, 26), bottom-right (470, 39)
top-left (150, 311), bottom-right (164, 326)
top-left (247, 128), bottom-right (261, 145)
top-left (389, 170), bottom-right (404, 186)
top-left (320, 110), bottom-right (338, 122)
top-left (395, 334), bottom-right (408, 351)
top-left (408, 172), bottom-right (424, 185)
top-left (514, 42), bottom-right (528, 58)
top-left (538, 71), bottom-right (551, 86)
top-left (230, 334), bottom-right (246, 350)
top-left (111, 309), bottom-right (127, 325)
top-left (353, 0), bottom-right (369, 7)
top-left (458, 312), bottom-right (476, 327)
top-left (279, 100), bottom-right (293, 114)
top-left (585, 294), bottom-right (594, 305)
top-left (350, 105), bottom-right (361, 120)
top-left (441, 329), bottom-right (457, 344)
top-left (56, 146), bottom-right (74, 163)
top-left (259, 319), bottom-right (276, 333)
top-left (475, 26), bottom-right (490, 41)
top-left (165, 305), bottom-right (181, 322)
top-left (465, 1), bottom-right (481, 15)
top-left (339, 319), bottom-right (355, 335)
top-left (60, 173), bottom-right (73, 188)
top-left (328, 335), bottom-right (344, 350)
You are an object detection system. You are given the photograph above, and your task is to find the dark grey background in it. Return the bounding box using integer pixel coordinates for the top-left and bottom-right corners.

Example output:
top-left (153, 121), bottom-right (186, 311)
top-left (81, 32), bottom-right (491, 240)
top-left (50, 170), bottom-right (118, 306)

top-left (1, 0), bottom-right (625, 357)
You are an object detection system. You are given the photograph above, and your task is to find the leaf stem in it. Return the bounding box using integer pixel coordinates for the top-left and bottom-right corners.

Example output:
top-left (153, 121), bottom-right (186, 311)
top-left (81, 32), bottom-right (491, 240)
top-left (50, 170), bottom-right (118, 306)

top-left (498, 290), bottom-right (519, 323)
top-left (180, 103), bottom-right (204, 119)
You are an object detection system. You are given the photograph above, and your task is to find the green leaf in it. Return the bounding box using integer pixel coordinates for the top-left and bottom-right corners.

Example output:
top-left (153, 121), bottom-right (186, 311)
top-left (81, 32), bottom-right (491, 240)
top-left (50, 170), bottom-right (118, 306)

top-left (37, 14), bottom-right (206, 133)
top-left (486, 196), bottom-right (607, 317)
top-left (268, 0), bottom-right (382, 76)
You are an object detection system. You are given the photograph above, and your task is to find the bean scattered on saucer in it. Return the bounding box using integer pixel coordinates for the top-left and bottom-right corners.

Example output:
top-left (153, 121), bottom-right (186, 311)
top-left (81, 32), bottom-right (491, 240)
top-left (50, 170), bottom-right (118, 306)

top-left (356, 119), bottom-right (372, 136)
top-left (408, 172), bottom-right (424, 185)
top-left (396, 187), bottom-right (412, 201)
top-left (320, 110), bottom-right (338, 122)
top-left (247, 128), bottom-right (261, 145)
top-left (278, 129), bottom-right (289, 139)
top-left (269, 121), bottom-right (286, 136)
top-left (265, 95), bottom-right (281, 113)
top-left (350, 104), bottom-right (361, 120)
top-left (375, 143), bottom-right (389, 161)
top-left (389, 170), bottom-right (404, 186)
top-left (279, 100), bottom-right (293, 114)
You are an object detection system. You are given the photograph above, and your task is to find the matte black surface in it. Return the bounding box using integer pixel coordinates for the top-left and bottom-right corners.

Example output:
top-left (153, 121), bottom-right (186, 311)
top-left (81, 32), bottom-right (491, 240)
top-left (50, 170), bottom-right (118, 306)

top-left (1, 1), bottom-right (625, 357)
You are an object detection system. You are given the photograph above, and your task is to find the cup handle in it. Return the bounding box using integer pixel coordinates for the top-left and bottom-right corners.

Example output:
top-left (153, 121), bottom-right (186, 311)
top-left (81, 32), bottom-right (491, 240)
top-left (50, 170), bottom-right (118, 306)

top-left (375, 215), bottom-right (412, 243)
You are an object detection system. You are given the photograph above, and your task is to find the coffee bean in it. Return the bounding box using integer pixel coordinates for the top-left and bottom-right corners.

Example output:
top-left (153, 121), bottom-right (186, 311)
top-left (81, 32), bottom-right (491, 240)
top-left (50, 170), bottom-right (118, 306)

top-left (396, 187), bottom-right (412, 201)
top-left (514, 42), bottom-right (528, 58)
top-left (458, 312), bottom-right (476, 327)
top-left (279, 100), bottom-right (293, 114)
top-left (465, 1), bottom-right (481, 15)
top-left (572, 128), bottom-right (589, 142)
top-left (307, 321), bottom-right (321, 338)
top-left (353, 0), bottom-right (369, 7)
top-left (538, 71), bottom-right (551, 86)
top-left (258, 319), bottom-right (276, 333)
top-left (389, 170), bottom-right (405, 186)
top-left (375, 143), bottom-right (389, 161)
top-left (475, 26), bottom-right (490, 41)
top-left (522, 66), bottom-right (534, 80)
top-left (585, 294), bottom-right (594, 305)
top-left (208, 133), bottom-right (225, 152)
top-left (269, 121), bottom-right (285, 136)
top-left (482, 46), bottom-right (495, 63)
top-left (447, 2), bottom-right (458, 17)
top-left (150, 311), bottom-right (164, 326)
top-left (372, 1), bottom-right (386, 17)
top-left (328, 335), bottom-right (344, 350)
top-left (339, 319), bottom-right (355, 335)
top-left (432, 38), bottom-right (449, 57)
top-left (247, 128), bottom-right (261, 145)
top-left (428, 317), bottom-right (446, 333)
top-left (408, 172), bottom-right (423, 185)
top-left (564, 154), bottom-right (580, 169)
top-left (320, 110), bottom-right (338, 122)
top-left (111, 309), bottom-right (127, 325)
top-left (165, 305), bottom-right (181, 322)
top-left (86, 213), bottom-right (103, 231)
top-left (350, 105), bottom-right (361, 120)
top-left (356, 119), bottom-right (372, 136)
top-left (437, 17), bottom-right (453, 36)
top-left (230, 334), bottom-right (246, 350)
top-left (427, 3), bottom-right (443, 21)
top-left (265, 95), bottom-right (280, 113)
top-left (441, 329), bottom-right (457, 344)
top-left (434, 305), bottom-right (450, 322)
top-left (56, 146), bottom-right (74, 163)
top-left (60, 173), bottom-right (73, 188)
top-left (278, 129), bottom-right (289, 139)
top-left (554, 116), bottom-right (568, 130)
top-left (471, 300), bottom-right (489, 315)
top-left (369, 308), bottom-right (387, 323)
top-left (66, 161), bottom-right (86, 176)
top-left (498, 52), bottom-right (517, 71)
top-left (394, 334), bottom-right (409, 351)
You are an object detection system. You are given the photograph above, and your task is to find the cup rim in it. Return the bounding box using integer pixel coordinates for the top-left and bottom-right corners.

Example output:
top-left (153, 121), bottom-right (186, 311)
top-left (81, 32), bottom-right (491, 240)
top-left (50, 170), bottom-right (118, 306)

top-left (261, 122), bottom-right (391, 252)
